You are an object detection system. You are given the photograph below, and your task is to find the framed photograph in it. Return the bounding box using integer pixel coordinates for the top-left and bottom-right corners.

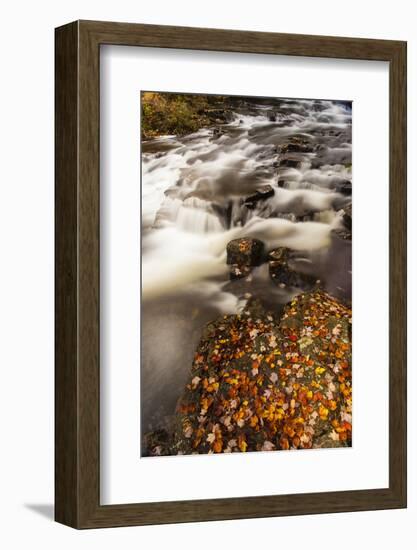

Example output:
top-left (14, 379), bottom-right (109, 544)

top-left (55, 20), bottom-right (407, 528)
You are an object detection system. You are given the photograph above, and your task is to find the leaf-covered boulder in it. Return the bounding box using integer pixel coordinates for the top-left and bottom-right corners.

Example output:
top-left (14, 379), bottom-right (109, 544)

top-left (226, 237), bottom-right (265, 280)
top-left (155, 290), bottom-right (352, 456)
top-left (226, 238), bottom-right (265, 266)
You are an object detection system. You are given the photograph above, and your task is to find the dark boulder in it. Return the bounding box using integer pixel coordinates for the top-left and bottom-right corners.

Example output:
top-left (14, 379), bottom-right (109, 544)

top-left (268, 247), bottom-right (317, 289)
top-left (269, 260), bottom-right (300, 286)
top-left (207, 109), bottom-right (234, 124)
top-left (244, 185), bottom-right (274, 209)
top-left (226, 238), bottom-right (265, 267)
top-left (334, 179), bottom-right (352, 196)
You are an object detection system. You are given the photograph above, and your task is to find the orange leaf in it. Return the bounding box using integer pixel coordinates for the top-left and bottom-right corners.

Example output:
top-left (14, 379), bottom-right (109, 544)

top-left (213, 440), bottom-right (223, 453)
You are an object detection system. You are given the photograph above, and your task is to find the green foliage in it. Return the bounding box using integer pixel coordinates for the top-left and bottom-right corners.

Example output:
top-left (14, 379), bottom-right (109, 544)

top-left (141, 92), bottom-right (226, 138)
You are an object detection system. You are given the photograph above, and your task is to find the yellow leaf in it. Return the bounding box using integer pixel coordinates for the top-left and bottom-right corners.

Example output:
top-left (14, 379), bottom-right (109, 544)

top-left (250, 415), bottom-right (259, 427)
top-left (319, 405), bottom-right (329, 420)
top-left (238, 435), bottom-right (248, 452)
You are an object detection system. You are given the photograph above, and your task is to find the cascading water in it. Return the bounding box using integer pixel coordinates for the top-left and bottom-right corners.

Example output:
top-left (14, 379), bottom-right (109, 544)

top-left (141, 97), bottom-right (352, 437)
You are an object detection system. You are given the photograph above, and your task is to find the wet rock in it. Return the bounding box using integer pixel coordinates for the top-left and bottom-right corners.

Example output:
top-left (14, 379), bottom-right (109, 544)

top-left (268, 247), bottom-right (289, 262)
top-left (226, 238), bottom-right (265, 267)
top-left (256, 147), bottom-right (277, 162)
top-left (279, 154), bottom-right (301, 169)
top-left (207, 109), bottom-right (234, 124)
top-left (311, 145), bottom-right (352, 168)
top-left (267, 110), bottom-right (277, 122)
top-left (279, 137), bottom-right (314, 154)
top-left (268, 247), bottom-right (318, 289)
top-left (269, 260), bottom-right (300, 286)
top-left (332, 202), bottom-right (352, 241)
top-left (243, 185), bottom-right (274, 209)
top-left (270, 262), bottom-right (317, 289)
top-left (343, 203), bottom-right (352, 229)
top-left (332, 227), bottom-right (352, 241)
top-left (212, 126), bottom-right (226, 139)
top-left (312, 101), bottom-right (328, 112)
top-left (229, 264), bottom-right (252, 280)
top-left (144, 428), bottom-right (172, 457)
top-left (298, 213), bottom-right (315, 222)
top-left (334, 179), bottom-right (352, 196)
top-left (313, 431), bottom-right (347, 449)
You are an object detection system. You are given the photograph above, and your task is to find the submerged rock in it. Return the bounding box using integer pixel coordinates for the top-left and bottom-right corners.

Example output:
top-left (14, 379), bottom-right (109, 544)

top-left (160, 290), bottom-right (352, 456)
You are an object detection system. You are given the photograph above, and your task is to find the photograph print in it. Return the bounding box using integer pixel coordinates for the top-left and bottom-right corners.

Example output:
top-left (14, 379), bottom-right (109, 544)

top-left (140, 91), bottom-right (352, 457)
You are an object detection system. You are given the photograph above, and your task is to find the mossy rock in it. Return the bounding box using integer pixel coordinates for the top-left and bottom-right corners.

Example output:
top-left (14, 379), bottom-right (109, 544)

top-left (145, 290), bottom-right (352, 457)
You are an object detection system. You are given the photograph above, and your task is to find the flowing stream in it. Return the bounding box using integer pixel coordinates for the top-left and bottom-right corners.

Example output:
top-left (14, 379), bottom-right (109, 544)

top-left (141, 98), bottom-right (352, 438)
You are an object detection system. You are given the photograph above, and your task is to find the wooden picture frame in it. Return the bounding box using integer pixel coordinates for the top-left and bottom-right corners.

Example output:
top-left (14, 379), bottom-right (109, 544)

top-left (55, 20), bottom-right (407, 528)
